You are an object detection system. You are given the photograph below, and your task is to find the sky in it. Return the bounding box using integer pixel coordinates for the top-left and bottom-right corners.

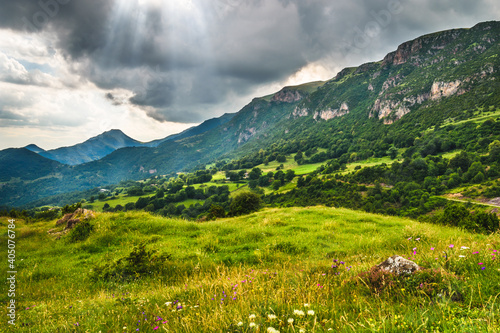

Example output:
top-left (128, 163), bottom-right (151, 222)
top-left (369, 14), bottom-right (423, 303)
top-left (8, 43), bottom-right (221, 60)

top-left (0, 0), bottom-right (499, 150)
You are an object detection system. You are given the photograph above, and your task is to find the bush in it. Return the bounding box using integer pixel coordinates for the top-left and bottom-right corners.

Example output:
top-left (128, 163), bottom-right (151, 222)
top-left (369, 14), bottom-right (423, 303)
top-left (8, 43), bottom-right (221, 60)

top-left (90, 242), bottom-right (171, 282)
top-left (68, 221), bottom-right (94, 243)
top-left (229, 192), bottom-right (262, 216)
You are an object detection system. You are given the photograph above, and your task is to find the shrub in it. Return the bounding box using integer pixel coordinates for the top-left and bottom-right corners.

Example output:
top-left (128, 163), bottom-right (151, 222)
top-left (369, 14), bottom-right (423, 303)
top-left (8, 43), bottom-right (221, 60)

top-left (229, 192), bottom-right (262, 216)
top-left (90, 242), bottom-right (171, 282)
top-left (68, 221), bottom-right (94, 243)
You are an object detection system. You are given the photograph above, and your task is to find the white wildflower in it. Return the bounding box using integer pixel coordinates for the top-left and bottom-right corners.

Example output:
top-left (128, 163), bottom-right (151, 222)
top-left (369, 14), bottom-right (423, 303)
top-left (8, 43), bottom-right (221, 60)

top-left (267, 327), bottom-right (280, 333)
top-left (237, 322), bottom-right (243, 326)
top-left (459, 255), bottom-right (466, 258)
top-left (249, 322), bottom-right (256, 328)
top-left (307, 310), bottom-right (315, 316)
top-left (294, 309), bottom-right (305, 317)
top-left (287, 318), bottom-right (294, 324)
top-left (268, 314), bottom-right (277, 320)
top-left (460, 246), bottom-right (470, 250)
top-left (300, 329), bottom-right (306, 333)
top-left (165, 302), bottom-right (172, 306)
top-left (304, 303), bottom-right (310, 307)
top-left (249, 314), bottom-right (256, 320)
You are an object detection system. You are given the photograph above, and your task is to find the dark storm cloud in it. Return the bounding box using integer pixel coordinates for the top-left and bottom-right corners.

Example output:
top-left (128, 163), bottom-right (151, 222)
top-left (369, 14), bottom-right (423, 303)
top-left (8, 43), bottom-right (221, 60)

top-left (0, 0), bottom-right (498, 123)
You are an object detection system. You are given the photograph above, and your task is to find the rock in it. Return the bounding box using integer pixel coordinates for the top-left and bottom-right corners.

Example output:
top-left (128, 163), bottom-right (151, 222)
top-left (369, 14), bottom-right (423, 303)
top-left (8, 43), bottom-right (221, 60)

top-left (65, 219), bottom-right (81, 230)
top-left (377, 255), bottom-right (421, 275)
top-left (56, 213), bottom-right (73, 226)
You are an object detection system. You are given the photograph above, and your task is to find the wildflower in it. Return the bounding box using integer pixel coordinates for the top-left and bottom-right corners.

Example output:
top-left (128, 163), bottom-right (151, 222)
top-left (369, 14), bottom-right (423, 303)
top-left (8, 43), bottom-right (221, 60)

top-left (300, 329), bottom-right (306, 333)
top-left (249, 322), bottom-right (256, 328)
top-left (249, 314), bottom-right (256, 320)
top-left (268, 314), bottom-right (277, 320)
top-left (473, 251), bottom-right (479, 254)
top-left (449, 244), bottom-right (454, 248)
top-left (237, 322), bottom-right (243, 326)
top-left (304, 303), bottom-right (310, 307)
top-left (153, 327), bottom-right (159, 330)
top-left (431, 247), bottom-right (435, 250)
top-left (307, 310), bottom-right (315, 316)
top-left (165, 302), bottom-right (172, 306)
top-left (482, 267), bottom-right (486, 270)
top-left (416, 238), bottom-right (420, 241)
top-left (288, 318), bottom-right (294, 324)
top-left (459, 255), bottom-right (465, 258)
top-left (267, 327), bottom-right (280, 333)
top-left (294, 309), bottom-right (305, 316)
top-left (407, 237), bottom-right (412, 240)
top-left (460, 246), bottom-right (469, 250)
top-left (478, 263), bottom-right (484, 265)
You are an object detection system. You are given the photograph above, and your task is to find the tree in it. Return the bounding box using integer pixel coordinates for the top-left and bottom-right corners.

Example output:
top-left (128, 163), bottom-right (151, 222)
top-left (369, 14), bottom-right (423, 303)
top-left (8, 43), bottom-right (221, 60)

top-left (276, 154), bottom-right (287, 163)
top-left (229, 192), bottom-right (262, 216)
top-left (208, 205), bottom-right (226, 219)
top-left (488, 140), bottom-right (500, 161)
top-left (387, 146), bottom-right (398, 159)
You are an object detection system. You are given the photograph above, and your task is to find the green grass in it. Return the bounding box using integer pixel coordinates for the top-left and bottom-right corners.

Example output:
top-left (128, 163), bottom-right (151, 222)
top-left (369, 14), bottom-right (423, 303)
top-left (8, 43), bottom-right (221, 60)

top-left (88, 193), bottom-right (156, 211)
top-left (343, 156), bottom-right (394, 174)
top-left (1, 207), bottom-right (499, 332)
top-left (254, 153), bottom-right (327, 175)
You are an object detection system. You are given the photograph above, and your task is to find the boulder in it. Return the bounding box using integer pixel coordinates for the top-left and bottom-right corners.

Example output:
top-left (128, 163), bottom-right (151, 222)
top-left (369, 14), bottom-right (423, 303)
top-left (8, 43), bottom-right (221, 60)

top-left (377, 255), bottom-right (421, 275)
top-left (65, 219), bottom-right (81, 230)
top-left (56, 213), bottom-right (73, 226)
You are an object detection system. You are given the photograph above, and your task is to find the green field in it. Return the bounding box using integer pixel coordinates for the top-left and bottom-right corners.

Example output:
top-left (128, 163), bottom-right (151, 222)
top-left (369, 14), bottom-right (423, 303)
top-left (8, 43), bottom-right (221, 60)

top-left (1, 207), bottom-right (499, 332)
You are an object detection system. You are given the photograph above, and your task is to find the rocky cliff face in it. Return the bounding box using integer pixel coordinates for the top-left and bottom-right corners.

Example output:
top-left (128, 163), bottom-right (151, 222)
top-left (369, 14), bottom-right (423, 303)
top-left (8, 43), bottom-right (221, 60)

top-left (313, 103), bottom-right (350, 121)
top-left (271, 88), bottom-right (304, 103)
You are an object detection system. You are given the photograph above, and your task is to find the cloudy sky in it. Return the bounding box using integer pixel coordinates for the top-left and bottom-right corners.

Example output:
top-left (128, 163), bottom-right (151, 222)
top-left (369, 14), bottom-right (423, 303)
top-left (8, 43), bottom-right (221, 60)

top-left (0, 0), bottom-right (499, 150)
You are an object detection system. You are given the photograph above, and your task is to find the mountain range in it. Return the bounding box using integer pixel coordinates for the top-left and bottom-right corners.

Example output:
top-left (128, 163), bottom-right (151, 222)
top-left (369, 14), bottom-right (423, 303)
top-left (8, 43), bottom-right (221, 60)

top-left (1, 20), bottom-right (499, 207)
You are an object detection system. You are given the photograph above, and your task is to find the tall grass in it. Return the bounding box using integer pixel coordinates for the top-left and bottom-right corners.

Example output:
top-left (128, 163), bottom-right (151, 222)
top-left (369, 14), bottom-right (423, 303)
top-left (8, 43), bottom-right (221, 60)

top-left (0, 208), bottom-right (498, 332)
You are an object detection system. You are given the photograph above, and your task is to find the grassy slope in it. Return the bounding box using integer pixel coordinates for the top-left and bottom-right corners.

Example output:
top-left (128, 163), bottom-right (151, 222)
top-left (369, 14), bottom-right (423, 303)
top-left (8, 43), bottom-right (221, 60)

top-left (1, 208), bottom-right (499, 332)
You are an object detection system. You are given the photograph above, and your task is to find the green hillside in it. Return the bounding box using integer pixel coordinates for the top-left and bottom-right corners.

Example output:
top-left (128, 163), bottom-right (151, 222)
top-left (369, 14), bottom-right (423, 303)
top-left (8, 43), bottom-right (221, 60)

top-left (1, 208), bottom-right (498, 332)
top-left (1, 21), bottom-right (500, 208)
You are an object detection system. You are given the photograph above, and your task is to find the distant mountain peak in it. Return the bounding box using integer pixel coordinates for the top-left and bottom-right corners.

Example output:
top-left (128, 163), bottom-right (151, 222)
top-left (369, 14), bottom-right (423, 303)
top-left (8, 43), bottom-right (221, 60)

top-left (24, 144), bottom-right (45, 153)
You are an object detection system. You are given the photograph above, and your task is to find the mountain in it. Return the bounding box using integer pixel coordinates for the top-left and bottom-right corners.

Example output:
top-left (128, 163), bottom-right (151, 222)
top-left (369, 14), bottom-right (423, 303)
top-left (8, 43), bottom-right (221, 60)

top-left (0, 148), bottom-right (62, 182)
top-left (37, 129), bottom-right (143, 165)
top-left (1, 20), bottom-right (500, 207)
top-left (24, 144), bottom-right (45, 153)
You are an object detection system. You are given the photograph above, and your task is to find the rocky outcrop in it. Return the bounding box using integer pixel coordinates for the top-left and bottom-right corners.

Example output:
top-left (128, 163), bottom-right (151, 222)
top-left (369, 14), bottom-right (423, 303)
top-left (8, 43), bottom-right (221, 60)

top-left (430, 80), bottom-right (462, 100)
top-left (370, 99), bottom-right (411, 124)
top-left (313, 103), bottom-right (349, 121)
top-left (56, 208), bottom-right (96, 231)
top-left (377, 255), bottom-right (421, 275)
top-left (238, 127), bottom-right (256, 143)
top-left (383, 29), bottom-right (463, 67)
top-left (292, 107), bottom-right (309, 118)
top-left (271, 88), bottom-right (304, 103)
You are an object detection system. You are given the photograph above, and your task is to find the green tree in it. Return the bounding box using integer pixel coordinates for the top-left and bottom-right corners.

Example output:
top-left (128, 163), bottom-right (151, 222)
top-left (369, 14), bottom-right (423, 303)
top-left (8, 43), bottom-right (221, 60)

top-left (387, 146), bottom-right (398, 159)
top-left (229, 192), bottom-right (262, 216)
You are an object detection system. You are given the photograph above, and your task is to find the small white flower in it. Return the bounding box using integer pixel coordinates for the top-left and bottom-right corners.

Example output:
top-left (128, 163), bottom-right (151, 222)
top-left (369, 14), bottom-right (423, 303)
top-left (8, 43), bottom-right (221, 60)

top-left (268, 314), bottom-right (277, 320)
top-left (304, 303), bottom-right (310, 307)
top-left (293, 309), bottom-right (305, 317)
top-left (461, 246), bottom-right (470, 250)
top-left (459, 255), bottom-right (466, 258)
top-left (307, 310), bottom-right (315, 316)
top-left (328, 329), bottom-right (333, 331)
top-left (165, 302), bottom-right (172, 306)
top-left (249, 322), bottom-right (256, 328)
top-left (267, 327), bottom-right (280, 333)
top-left (300, 329), bottom-right (306, 333)
top-left (249, 314), bottom-right (256, 320)
top-left (237, 322), bottom-right (243, 326)
top-left (287, 318), bottom-right (294, 324)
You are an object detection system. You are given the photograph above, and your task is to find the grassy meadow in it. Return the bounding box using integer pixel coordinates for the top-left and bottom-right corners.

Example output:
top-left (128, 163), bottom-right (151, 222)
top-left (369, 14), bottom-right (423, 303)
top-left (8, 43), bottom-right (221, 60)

top-left (1, 207), bottom-right (499, 332)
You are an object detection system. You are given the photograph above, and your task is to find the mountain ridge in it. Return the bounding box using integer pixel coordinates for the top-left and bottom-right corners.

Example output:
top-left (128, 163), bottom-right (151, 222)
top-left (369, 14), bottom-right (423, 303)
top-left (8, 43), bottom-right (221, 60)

top-left (1, 20), bottom-right (499, 207)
